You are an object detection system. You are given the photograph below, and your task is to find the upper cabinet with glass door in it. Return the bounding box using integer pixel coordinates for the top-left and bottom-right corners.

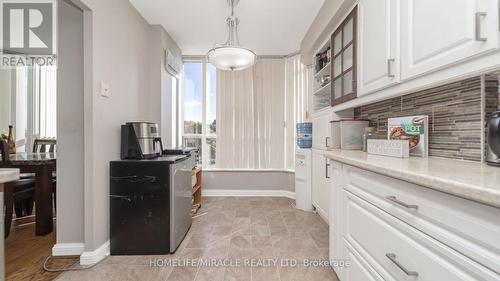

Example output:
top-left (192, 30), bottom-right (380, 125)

top-left (331, 7), bottom-right (357, 106)
top-left (313, 41), bottom-right (332, 112)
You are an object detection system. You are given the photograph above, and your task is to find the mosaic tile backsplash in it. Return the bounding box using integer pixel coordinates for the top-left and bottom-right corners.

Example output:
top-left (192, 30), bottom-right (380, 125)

top-left (354, 76), bottom-right (499, 162)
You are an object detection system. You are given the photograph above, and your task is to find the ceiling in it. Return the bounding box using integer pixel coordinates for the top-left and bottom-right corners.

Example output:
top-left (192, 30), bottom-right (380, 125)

top-left (129, 0), bottom-right (325, 56)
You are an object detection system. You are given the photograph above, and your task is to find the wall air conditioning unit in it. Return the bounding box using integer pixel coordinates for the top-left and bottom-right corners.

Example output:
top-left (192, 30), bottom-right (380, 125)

top-left (165, 48), bottom-right (181, 78)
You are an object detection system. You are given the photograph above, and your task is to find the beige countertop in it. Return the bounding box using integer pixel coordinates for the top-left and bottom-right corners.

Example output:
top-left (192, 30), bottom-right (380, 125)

top-left (324, 149), bottom-right (500, 209)
top-left (0, 168), bottom-right (20, 185)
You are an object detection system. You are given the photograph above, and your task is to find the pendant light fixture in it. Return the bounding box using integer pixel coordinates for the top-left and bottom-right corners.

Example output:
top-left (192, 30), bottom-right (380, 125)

top-left (207, 0), bottom-right (256, 71)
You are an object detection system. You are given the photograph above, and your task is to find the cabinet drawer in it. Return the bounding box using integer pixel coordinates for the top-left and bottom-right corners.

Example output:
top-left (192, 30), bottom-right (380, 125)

top-left (343, 165), bottom-right (500, 274)
top-left (343, 190), bottom-right (499, 281)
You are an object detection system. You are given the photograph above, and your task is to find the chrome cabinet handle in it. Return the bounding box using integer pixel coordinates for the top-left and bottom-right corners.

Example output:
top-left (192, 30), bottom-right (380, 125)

top-left (386, 196), bottom-right (418, 210)
top-left (386, 253), bottom-right (419, 277)
top-left (475, 12), bottom-right (488, 41)
top-left (110, 195), bottom-right (132, 202)
top-left (325, 137), bottom-right (330, 148)
top-left (325, 159), bottom-right (330, 179)
top-left (387, 59), bottom-right (395, 78)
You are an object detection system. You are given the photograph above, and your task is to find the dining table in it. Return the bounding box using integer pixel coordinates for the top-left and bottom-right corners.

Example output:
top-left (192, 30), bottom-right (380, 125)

top-left (3, 152), bottom-right (56, 236)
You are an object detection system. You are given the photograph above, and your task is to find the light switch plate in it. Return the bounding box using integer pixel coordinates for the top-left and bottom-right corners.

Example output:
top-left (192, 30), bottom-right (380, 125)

top-left (100, 81), bottom-right (110, 97)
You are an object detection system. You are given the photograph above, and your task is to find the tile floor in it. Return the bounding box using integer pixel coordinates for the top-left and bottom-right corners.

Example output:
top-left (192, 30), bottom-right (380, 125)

top-left (56, 197), bottom-right (339, 281)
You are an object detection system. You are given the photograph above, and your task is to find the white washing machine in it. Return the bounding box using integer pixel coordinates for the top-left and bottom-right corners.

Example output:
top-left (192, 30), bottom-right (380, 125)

top-left (294, 148), bottom-right (314, 211)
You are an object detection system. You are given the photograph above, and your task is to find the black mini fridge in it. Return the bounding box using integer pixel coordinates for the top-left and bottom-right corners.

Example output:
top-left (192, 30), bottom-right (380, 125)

top-left (109, 155), bottom-right (193, 255)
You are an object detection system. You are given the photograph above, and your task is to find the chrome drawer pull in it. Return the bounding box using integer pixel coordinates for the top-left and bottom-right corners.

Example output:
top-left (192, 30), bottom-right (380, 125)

top-left (387, 58), bottom-right (395, 78)
top-left (386, 196), bottom-right (418, 210)
top-left (386, 253), bottom-right (419, 277)
top-left (475, 12), bottom-right (487, 41)
top-left (325, 159), bottom-right (330, 179)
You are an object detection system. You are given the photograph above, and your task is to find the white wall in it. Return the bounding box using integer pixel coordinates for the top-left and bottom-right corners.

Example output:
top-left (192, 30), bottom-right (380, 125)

top-left (80, 0), bottom-right (154, 252)
top-left (0, 70), bottom-right (12, 132)
top-left (300, 0), bottom-right (356, 65)
top-left (56, 0), bottom-right (85, 246)
top-left (203, 171), bottom-right (295, 195)
top-left (74, 0), bottom-right (182, 256)
top-left (149, 25), bottom-right (182, 148)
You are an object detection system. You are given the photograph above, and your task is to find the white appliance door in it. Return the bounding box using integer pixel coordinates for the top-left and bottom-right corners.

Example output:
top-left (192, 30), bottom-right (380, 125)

top-left (169, 157), bottom-right (193, 252)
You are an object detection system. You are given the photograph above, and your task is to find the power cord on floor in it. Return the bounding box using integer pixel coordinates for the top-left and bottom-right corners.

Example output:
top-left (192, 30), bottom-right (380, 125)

top-left (43, 255), bottom-right (108, 272)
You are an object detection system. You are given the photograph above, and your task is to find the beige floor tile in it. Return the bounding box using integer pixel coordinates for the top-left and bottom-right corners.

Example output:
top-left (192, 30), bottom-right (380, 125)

top-left (212, 226), bottom-right (233, 236)
top-left (166, 266), bottom-right (198, 281)
top-left (230, 235), bottom-right (252, 249)
top-left (224, 266), bottom-right (251, 281)
top-left (58, 197), bottom-right (333, 281)
top-left (185, 235), bottom-right (211, 249)
top-left (250, 224), bottom-right (271, 236)
top-left (269, 224), bottom-right (288, 236)
top-left (195, 267), bottom-right (225, 281)
top-left (235, 209), bottom-right (250, 218)
top-left (251, 235), bottom-right (272, 248)
top-left (310, 230), bottom-right (329, 249)
top-left (109, 264), bottom-right (170, 281)
top-left (251, 266), bottom-right (280, 281)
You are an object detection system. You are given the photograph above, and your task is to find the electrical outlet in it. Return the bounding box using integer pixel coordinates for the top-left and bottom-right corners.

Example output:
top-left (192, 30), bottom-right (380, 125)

top-left (100, 81), bottom-right (110, 98)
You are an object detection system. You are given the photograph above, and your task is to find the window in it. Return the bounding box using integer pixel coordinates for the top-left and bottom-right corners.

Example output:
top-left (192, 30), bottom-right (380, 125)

top-left (0, 65), bottom-right (56, 152)
top-left (182, 61), bottom-right (216, 168)
top-left (331, 7), bottom-right (357, 105)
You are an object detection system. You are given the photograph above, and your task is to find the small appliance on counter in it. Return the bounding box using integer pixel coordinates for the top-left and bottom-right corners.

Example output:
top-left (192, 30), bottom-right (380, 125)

top-left (487, 110), bottom-right (500, 166)
top-left (121, 122), bottom-right (163, 159)
top-left (110, 154), bottom-right (194, 255)
top-left (110, 121), bottom-right (193, 255)
top-left (163, 147), bottom-right (200, 166)
top-left (330, 120), bottom-right (369, 150)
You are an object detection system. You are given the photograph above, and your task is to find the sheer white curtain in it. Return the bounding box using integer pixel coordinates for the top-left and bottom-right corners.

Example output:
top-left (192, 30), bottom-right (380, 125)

top-left (284, 56), bottom-right (313, 169)
top-left (216, 55), bottom-right (310, 169)
top-left (253, 59), bottom-right (286, 169)
top-left (33, 64), bottom-right (57, 139)
top-left (216, 67), bottom-right (256, 168)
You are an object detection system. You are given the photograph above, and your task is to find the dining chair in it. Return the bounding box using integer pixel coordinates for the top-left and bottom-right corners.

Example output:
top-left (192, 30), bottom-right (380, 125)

top-left (33, 138), bottom-right (57, 153)
top-left (34, 139), bottom-right (57, 212)
top-left (21, 138), bottom-right (58, 211)
top-left (0, 139), bottom-right (36, 237)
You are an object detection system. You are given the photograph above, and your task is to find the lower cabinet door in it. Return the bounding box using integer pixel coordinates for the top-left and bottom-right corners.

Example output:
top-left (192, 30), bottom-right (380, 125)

top-left (312, 150), bottom-right (329, 221)
top-left (343, 243), bottom-right (384, 281)
top-left (342, 189), bottom-right (499, 281)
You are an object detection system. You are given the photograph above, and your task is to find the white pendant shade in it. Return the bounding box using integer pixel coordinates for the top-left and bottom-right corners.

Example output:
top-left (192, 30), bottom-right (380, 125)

top-left (208, 47), bottom-right (256, 71)
top-left (207, 0), bottom-right (256, 71)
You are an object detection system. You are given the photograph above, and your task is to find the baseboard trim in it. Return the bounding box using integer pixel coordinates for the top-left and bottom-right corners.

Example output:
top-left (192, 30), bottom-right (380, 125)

top-left (203, 189), bottom-right (296, 200)
top-left (52, 243), bottom-right (85, 256)
top-left (313, 202), bottom-right (329, 225)
top-left (80, 241), bottom-right (110, 265)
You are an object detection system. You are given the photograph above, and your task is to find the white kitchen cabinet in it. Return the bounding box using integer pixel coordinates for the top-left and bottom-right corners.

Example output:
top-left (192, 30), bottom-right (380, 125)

top-left (312, 109), bottom-right (331, 149)
top-left (312, 149), bottom-right (330, 221)
top-left (400, 0), bottom-right (499, 80)
top-left (329, 162), bottom-right (500, 281)
top-left (329, 161), bottom-right (347, 279)
top-left (343, 244), bottom-right (384, 281)
top-left (357, 0), bottom-right (399, 96)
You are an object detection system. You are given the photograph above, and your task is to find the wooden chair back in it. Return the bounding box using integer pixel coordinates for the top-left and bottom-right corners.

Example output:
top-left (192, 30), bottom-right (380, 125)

top-left (33, 138), bottom-right (57, 153)
top-left (0, 139), bottom-right (9, 164)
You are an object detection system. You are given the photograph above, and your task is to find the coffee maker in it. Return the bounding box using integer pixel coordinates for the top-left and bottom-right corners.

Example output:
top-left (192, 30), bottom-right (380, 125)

top-left (487, 111), bottom-right (500, 166)
top-left (121, 122), bottom-right (163, 159)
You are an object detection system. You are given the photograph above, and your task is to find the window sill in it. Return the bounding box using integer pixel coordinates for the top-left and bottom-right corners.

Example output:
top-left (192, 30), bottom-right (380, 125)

top-left (202, 168), bottom-right (295, 173)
